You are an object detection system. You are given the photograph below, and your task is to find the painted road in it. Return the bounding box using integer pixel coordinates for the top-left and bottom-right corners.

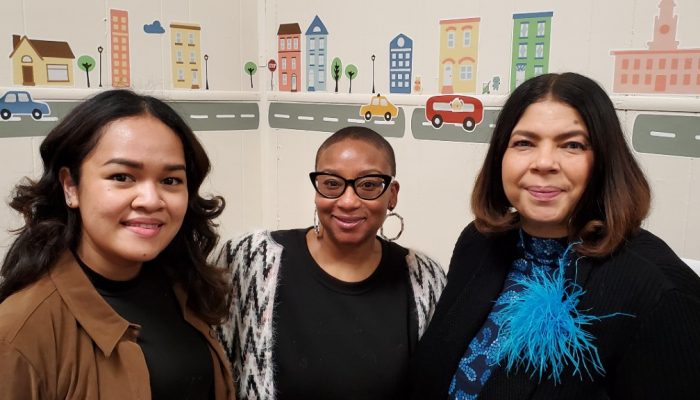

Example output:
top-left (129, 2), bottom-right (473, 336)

top-left (0, 100), bottom-right (259, 138)
top-left (268, 102), bottom-right (405, 138)
top-left (633, 114), bottom-right (700, 158)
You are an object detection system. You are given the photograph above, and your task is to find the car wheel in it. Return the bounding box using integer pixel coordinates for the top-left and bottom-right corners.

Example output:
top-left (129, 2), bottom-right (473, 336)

top-left (463, 117), bottom-right (475, 132)
top-left (384, 112), bottom-right (392, 121)
top-left (31, 109), bottom-right (43, 120)
top-left (0, 109), bottom-right (10, 120)
top-left (431, 115), bottom-right (443, 129)
top-left (364, 111), bottom-right (372, 121)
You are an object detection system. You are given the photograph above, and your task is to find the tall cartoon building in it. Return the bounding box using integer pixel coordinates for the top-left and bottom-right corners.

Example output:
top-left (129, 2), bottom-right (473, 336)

top-left (509, 11), bottom-right (553, 91)
top-left (10, 35), bottom-right (75, 86)
top-left (110, 9), bottom-right (131, 88)
top-left (611, 0), bottom-right (700, 94)
top-left (278, 23), bottom-right (302, 92)
top-left (305, 16), bottom-right (328, 92)
top-left (170, 23), bottom-right (202, 89)
top-left (389, 34), bottom-right (413, 94)
top-left (438, 18), bottom-right (480, 94)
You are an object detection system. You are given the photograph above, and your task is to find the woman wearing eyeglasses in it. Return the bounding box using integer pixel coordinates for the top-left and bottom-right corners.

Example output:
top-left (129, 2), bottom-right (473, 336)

top-left (216, 126), bottom-right (446, 400)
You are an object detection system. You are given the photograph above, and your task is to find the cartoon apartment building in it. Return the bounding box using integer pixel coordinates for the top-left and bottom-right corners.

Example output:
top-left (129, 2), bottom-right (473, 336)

top-left (510, 11), bottom-right (553, 91)
top-left (306, 16), bottom-right (328, 92)
top-left (611, 0), bottom-right (700, 94)
top-left (390, 34), bottom-right (413, 94)
top-left (110, 9), bottom-right (131, 88)
top-left (170, 23), bottom-right (202, 89)
top-left (438, 18), bottom-right (480, 94)
top-left (278, 23), bottom-right (302, 92)
top-left (10, 35), bottom-right (75, 86)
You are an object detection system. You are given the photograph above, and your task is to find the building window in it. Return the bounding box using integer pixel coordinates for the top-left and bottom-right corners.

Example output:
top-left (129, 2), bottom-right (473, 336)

top-left (46, 64), bottom-right (68, 82)
top-left (293, 38), bottom-right (298, 49)
top-left (177, 68), bottom-right (185, 81)
top-left (621, 74), bottom-right (628, 84)
top-left (282, 73), bottom-right (288, 85)
top-left (392, 60), bottom-right (396, 67)
top-left (280, 38), bottom-right (285, 50)
top-left (622, 59), bottom-right (629, 69)
top-left (189, 51), bottom-right (196, 64)
top-left (670, 74), bottom-right (677, 85)
top-left (447, 31), bottom-right (455, 48)
top-left (392, 73), bottom-right (396, 80)
top-left (392, 53), bottom-right (397, 60)
top-left (683, 74), bottom-right (691, 85)
top-left (176, 50), bottom-right (183, 63)
top-left (460, 64), bottom-right (472, 80)
top-left (291, 57), bottom-right (296, 70)
top-left (518, 44), bottom-right (527, 58)
top-left (309, 38), bottom-right (315, 50)
top-left (281, 58), bottom-right (287, 70)
top-left (463, 31), bottom-right (471, 47)
top-left (391, 81), bottom-right (396, 88)
top-left (398, 60), bottom-right (404, 67)
top-left (534, 65), bottom-right (544, 76)
top-left (287, 38), bottom-right (292, 49)
top-left (535, 43), bottom-right (544, 59)
top-left (406, 60), bottom-right (410, 67)
top-left (685, 58), bottom-right (692, 69)
top-left (175, 32), bottom-right (182, 44)
top-left (537, 21), bottom-right (546, 37)
top-left (520, 22), bottom-right (529, 38)
top-left (188, 33), bottom-right (195, 45)
top-left (671, 58), bottom-right (678, 69)
top-left (319, 37), bottom-right (325, 48)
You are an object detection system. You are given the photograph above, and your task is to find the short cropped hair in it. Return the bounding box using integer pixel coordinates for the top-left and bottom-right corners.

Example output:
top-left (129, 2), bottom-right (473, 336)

top-left (315, 126), bottom-right (396, 176)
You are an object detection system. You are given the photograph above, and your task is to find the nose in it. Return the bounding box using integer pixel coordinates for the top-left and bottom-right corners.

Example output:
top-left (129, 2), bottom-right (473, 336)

top-left (336, 183), bottom-right (362, 208)
top-left (132, 181), bottom-right (165, 211)
top-left (532, 144), bottom-right (559, 173)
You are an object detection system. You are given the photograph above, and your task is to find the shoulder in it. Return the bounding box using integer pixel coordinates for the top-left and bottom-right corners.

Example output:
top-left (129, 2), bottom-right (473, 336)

top-left (215, 230), bottom-right (285, 269)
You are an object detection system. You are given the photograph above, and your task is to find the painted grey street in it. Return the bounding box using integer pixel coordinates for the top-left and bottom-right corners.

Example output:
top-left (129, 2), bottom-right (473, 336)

top-left (633, 114), bottom-right (700, 158)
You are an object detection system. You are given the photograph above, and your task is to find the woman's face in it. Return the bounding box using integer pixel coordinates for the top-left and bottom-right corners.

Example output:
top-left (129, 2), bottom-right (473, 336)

top-left (314, 139), bottom-right (399, 248)
top-left (501, 99), bottom-right (594, 238)
top-left (61, 114), bottom-right (189, 280)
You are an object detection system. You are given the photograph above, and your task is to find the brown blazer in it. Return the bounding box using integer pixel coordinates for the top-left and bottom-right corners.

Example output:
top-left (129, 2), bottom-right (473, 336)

top-left (0, 251), bottom-right (235, 400)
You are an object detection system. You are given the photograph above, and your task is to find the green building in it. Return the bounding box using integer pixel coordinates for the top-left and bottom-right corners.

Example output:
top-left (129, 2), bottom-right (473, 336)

top-left (510, 11), bottom-right (554, 91)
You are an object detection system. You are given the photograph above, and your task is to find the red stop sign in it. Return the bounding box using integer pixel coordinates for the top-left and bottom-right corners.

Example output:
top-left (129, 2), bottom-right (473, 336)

top-left (268, 59), bottom-right (277, 71)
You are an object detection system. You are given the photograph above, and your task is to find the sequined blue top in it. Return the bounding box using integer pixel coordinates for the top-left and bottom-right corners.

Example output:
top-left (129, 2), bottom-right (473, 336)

top-left (448, 230), bottom-right (567, 400)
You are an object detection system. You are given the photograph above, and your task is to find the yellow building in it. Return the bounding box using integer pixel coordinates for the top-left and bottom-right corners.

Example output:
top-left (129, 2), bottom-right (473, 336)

top-left (438, 18), bottom-right (481, 94)
top-left (170, 23), bottom-right (202, 89)
top-left (9, 35), bottom-right (75, 87)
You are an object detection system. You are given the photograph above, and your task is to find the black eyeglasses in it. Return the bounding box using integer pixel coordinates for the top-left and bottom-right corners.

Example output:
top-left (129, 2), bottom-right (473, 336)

top-left (309, 172), bottom-right (394, 200)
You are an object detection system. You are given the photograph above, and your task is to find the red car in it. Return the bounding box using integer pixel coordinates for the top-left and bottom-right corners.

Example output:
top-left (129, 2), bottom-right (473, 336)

top-left (425, 95), bottom-right (484, 132)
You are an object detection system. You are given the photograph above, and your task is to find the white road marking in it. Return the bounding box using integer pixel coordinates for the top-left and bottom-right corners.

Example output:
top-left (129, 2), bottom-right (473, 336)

top-left (323, 117), bottom-right (339, 122)
top-left (347, 118), bottom-right (365, 123)
top-left (274, 113), bottom-right (290, 119)
top-left (374, 120), bottom-right (395, 125)
top-left (190, 115), bottom-right (209, 119)
top-left (298, 115), bottom-right (314, 121)
top-left (695, 135), bottom-right (700, 141)
top-left (0, 117), bottom-right (22, 122)
top-left (422, 121), bottom-right (431, 126)
top-left (240, 114), bottom-right (256, 118)
top-left (216, 114), bottom-right (236, 119)
top-left (38, 117), bottom-right (58, 122)
top-left (650, 130), bottom-right (675, 138)
top-left (489, 123), bottom-right (496, 128)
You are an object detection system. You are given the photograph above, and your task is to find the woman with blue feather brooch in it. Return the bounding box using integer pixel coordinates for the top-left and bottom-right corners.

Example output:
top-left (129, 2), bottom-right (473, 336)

top-left (409, 72), bottom-right (700, 399)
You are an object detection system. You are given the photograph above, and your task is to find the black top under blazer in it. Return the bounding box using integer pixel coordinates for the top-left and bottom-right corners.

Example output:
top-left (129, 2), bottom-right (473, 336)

top-left (410, 223), bottom-right (700, 399)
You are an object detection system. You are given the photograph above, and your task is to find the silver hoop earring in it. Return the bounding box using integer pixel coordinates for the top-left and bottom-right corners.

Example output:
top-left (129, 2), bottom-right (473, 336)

top-left (66, 199), bottom-right (72, 207)
top-left (313, 208), bottom-right (321, 237)
top-left (380, 211), bottom-right (404, 242)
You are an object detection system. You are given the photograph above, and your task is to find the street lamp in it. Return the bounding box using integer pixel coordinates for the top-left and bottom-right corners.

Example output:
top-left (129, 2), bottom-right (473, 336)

top-left (371, 54), bottom-right (376, 94)
top-left (204, 54), bottom-right (209, 90)
top-left (97, 46), bottom-right (103, 87)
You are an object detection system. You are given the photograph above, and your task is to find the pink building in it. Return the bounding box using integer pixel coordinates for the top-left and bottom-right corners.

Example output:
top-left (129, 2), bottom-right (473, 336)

top-left (110, 9), bottom-right (131, 88)
top-left (277, 23), bottom-right (302, 92)
top-left (611, 0), bottom-right (700, 94)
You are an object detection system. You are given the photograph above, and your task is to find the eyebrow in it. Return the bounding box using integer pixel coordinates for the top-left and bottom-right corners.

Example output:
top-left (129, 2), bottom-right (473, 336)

top-left (103, 158), bottom-right (186, 171)
top-left (510, 130), bottom-right (589, 140)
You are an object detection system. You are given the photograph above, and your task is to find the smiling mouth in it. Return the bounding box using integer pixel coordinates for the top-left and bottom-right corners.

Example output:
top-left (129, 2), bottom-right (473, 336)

top-left (123, 222), bottom-right (164, 237)
top-left (333, 216), bottom-right (365, 229)
top-left (526, 187), bottom-right (562, 201)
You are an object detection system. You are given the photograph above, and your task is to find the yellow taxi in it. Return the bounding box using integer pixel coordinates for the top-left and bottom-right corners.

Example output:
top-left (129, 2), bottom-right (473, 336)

top-left (359, 94), bottom-right (398, 121)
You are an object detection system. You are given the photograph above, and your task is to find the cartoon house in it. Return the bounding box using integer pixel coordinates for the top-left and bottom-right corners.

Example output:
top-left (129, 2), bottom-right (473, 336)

top-left (389, 34), bottom-right (413, 94)
top-left (438, 18), bottom-right (481, 94)
top-left (611, 0), bottom-right (700, 94)
top-left (9, 35), bottom-right (75, 86)
top-left (170, 23), bottom-right (202, 89)
top-left (510, 11), bottom-right (553, 90)
top-left (278, 23), bottom-right (302, 92)
top-left (305, 16), bottom-right (328, 92)
top-left (110, 9), bottom-right (131, 88)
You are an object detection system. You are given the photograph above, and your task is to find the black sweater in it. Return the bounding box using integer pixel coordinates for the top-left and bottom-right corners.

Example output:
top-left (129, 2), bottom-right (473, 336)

top-left (410, 223), bottom-right (700, 399)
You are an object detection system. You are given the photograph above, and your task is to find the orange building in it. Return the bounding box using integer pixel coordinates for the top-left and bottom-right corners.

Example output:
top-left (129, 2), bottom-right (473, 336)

top-left (110, 9), bottom-right (131, 88)
top-left (278, 23), bottom-right (302, 92)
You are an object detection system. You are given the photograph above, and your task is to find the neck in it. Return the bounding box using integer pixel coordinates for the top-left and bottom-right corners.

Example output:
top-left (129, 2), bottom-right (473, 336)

top-left (305, 229), bottom-right (382, 282)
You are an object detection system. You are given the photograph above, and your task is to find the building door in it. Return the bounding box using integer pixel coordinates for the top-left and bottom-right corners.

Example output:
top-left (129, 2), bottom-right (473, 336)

top-left (515, 63), bottom-right (527, 88)
top-left (654, 75), bottom-right (666, 92)
top-left (22, 66), bottom-right (35, 86)
top-left (191, 70), bottom-right (199, 89)
top-left (291, 74), bottom-right (297, 92)
top-left (441, 63), bottom-right (453, 93)
top-left (308, 69), bottom-right (315, 91)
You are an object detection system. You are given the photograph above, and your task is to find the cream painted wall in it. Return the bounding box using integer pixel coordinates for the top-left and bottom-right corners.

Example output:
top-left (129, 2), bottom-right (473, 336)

top-left (0, 0), bottom-right (699, 270)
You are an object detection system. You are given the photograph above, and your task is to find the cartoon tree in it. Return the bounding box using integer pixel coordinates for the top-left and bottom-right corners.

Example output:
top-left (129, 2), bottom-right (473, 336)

top-left (345, 64), bottom-right (358, 93)
top-left (331, 57), bottom-right (342, 93)
top-left (77, 55), bottom-right (96, 88)
top-left (244, 61), bottom-right (258, 89)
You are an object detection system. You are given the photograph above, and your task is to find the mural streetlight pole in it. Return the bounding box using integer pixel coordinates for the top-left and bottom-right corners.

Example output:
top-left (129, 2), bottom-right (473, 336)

top-left (97, 46), bottom-right (103, 87)
top-left (371, 54), bottom-right (376, 94)
top-left (204, 54), bottom-right (209, 90)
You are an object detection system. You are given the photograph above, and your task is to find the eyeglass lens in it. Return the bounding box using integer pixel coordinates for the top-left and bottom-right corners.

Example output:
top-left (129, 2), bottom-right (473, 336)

top-left (314, 174), bottom-right (389, 200)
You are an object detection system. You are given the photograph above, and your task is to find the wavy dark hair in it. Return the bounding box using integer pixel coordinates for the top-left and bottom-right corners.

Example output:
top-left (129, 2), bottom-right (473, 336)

top-left (0, 90), bottom-right (230, 323)
top-left (471, 72), bottom-right (650, 257)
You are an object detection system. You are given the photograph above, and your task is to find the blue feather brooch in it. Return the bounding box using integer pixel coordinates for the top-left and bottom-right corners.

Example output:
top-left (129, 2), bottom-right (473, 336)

top-left (492, 243), bottom-right (615, 383)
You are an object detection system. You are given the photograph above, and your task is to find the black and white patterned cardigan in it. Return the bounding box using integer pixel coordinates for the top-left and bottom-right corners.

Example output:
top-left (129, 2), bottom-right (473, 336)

top-left (216, 230), bottom-right (447, 400)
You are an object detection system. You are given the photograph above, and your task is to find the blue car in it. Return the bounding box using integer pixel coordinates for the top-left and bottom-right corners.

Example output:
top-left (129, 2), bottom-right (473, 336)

top-left (0, 90), bottom-right (51, 120)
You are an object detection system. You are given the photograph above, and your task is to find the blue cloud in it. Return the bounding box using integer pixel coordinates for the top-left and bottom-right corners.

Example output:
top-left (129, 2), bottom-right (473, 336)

top-left (144, 20), bottom-right (165, 34)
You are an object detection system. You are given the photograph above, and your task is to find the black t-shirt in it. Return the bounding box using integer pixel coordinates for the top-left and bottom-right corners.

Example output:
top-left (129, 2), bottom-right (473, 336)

top-left (271, 229), bottom-right (415, 400)
top-left (77, 257), bottom-right (214, 400)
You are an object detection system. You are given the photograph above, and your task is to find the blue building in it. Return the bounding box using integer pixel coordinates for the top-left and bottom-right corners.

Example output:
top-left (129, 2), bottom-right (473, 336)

top-left (305, 15), bottom-right (328, 91)
top-left (389, 33), bottom-right (413, 93)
